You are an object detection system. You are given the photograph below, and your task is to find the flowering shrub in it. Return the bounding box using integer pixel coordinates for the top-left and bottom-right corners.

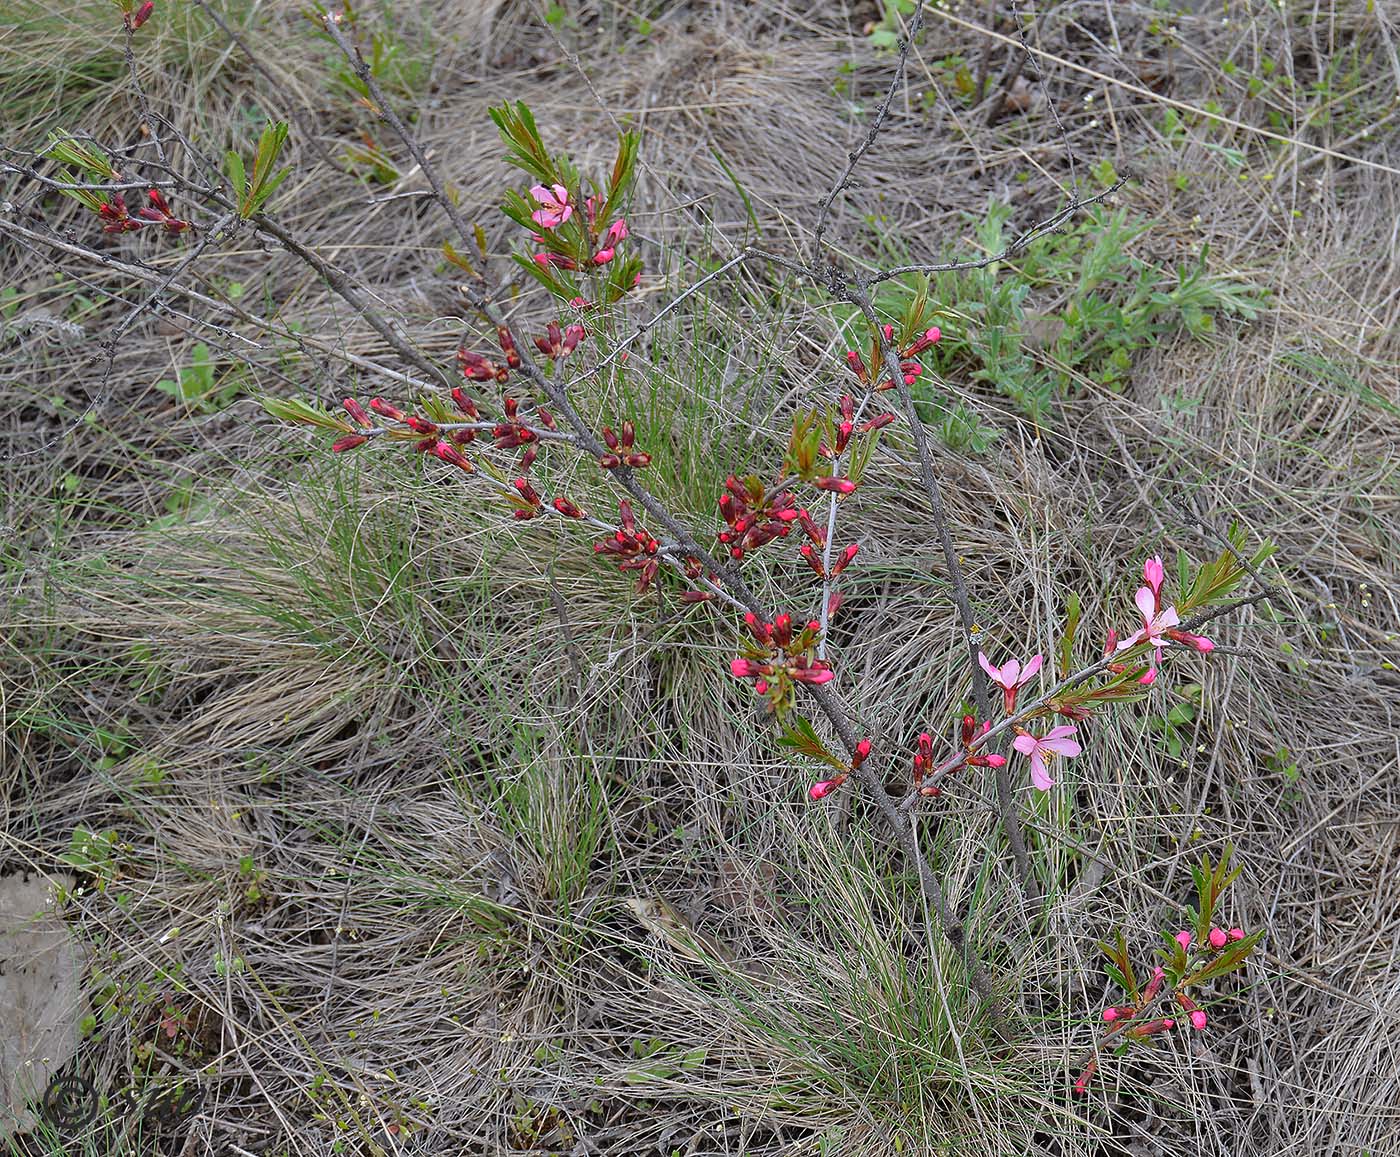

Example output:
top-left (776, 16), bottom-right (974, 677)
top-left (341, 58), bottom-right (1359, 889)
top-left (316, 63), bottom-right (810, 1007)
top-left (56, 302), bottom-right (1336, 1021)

top-left (21, 0), bottom-right (1278, 1107)
top-left (258, 95), bottom-right (1274, 1088)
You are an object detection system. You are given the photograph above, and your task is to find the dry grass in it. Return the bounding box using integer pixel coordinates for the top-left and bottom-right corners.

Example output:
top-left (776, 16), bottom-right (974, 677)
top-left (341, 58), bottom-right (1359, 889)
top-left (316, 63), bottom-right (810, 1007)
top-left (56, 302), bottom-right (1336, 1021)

top-left (3, 1), bottom-right (1400, 1154)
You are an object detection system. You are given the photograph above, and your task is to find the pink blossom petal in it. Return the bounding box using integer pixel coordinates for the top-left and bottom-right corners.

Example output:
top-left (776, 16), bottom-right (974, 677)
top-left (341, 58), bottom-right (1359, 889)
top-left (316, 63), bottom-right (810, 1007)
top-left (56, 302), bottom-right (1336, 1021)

top-left (1134, 586), bottom-right (1156, 624)
top-left (1040, 736), bottom-right (1082, 758)
top-left (1019, 654), bottom-right (1043, 684)
top-left (1012, 734), bottom-right (1038, 757)
top-left (529, 183), bottom-right (551, 204)
top-left (1043, 725), bottom-right (1078, 743)
top-left (1156, 606), bottom-right (1181, 630)
top-left (1029, 753), bottom-right (1056, 791)
top-left (978, 651), bottom-right (1000, 683)
top-left (1000, 658), bottom-right (1021, 687)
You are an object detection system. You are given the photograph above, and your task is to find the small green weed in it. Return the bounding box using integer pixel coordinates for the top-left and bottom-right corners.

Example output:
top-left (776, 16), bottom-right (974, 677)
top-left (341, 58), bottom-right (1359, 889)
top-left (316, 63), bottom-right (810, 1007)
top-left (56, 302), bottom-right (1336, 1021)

top-left (874, 202), bottom-right (1267, 428)
top-left (154, 343), bottom-right (243, 413)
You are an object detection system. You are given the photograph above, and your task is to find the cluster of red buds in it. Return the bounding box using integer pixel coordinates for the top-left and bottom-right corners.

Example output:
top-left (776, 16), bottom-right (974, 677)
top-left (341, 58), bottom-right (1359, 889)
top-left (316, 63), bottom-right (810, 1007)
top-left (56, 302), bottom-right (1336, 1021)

top-left (1077, 911), bottom-right (1255, 1095)
top-left (717, 475), bottom-right (800, 561)
top-left (534, 320), bottom-right (585, 359)
top-left (98, 189), bottom-right (189, 234)
top-left (794, 503), bottom-right (858, 580)
top-left (825, 394), bottom-right (895, 458)
top-left (458, 327), bottom-right (524, 384)
top-left (594, 500), bottom-right (660, 592)
top-left (493, 396), bottom-right (555, 470)
top-left (730, 612), bottom-right (835, 714)
top-left (844, 325), bottom-right (940, 392)
top-left (910, 715), bottom-right (1009, 797)
top-left (598, 422), bottom-right (651, 470)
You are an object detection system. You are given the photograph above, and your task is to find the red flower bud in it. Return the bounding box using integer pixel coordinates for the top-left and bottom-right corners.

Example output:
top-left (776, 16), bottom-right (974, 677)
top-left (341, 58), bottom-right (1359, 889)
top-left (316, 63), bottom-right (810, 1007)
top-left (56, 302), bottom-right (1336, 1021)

top-left (368, 398), bottom-right (406, 421)
top-left (852, 738), bottom-right (872, 768)
top-left (829, 543), bottom-right (859, 577)
top-left (332, 434), bottom-right (367, 452)
top-left (128, 0), bottom-right (154, 29)
top-left (812, 477), bottom-right (857, 495)
top-left (771, 613), bottom-right (792, 647)
top-left (552, 496), bottom-right (584, 518)
top-left (428, 441), bottom-right (474, 473)
top-left (342, 398), bottom-right (371, 427)
top-left (450, 388), bottom-right (479, 419)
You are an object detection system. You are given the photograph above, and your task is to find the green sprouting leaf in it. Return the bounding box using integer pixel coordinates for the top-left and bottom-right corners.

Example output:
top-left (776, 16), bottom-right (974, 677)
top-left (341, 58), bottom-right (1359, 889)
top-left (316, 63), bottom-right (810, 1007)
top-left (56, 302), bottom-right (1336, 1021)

top-left (259, 396), bottom-right (353, 431)
top-left (777, 716), bottom-right (846, 772)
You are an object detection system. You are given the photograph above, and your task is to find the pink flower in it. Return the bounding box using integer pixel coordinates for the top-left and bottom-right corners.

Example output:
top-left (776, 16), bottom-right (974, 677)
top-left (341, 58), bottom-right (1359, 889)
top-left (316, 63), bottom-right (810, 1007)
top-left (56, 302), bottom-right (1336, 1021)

top-left (1143, 555), bottom-right (1166, 603)
top-left (529, 183), bottom-right (573, 229)
top-left (1012, 724), bottom-right (1080, 791)
top-left (809, 776), bottom-right (846, 801)
top-left (978, 651), bottom-right (1043, 713)
top-left (1174, 929), bottom-right (1192, 951)
top-left (1116, 587), bottom-right (1181, 682)
top-left (604, 218), bottom-right (629, 246)
top-left (1116, 559), bottom-right (1214, 682)
top-left (1228, 927), bottom-right (1245, 941)
top-left (1208, 927), bottom-right (1228, 950)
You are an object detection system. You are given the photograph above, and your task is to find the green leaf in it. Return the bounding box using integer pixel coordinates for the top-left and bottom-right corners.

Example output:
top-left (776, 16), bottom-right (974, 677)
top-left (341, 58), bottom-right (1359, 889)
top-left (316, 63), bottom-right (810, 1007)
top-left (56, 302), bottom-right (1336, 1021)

top-left (777, 716), bottom-right (846, 772)
top-left (259, 396), bottom-right (353, 432)
top-left (225, 150), bottom-right (246, 206)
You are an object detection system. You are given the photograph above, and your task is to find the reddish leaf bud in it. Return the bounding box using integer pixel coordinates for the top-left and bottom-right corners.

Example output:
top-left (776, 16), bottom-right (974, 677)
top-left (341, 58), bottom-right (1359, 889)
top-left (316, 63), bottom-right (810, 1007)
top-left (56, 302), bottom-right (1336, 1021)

top-left (428, 441), bottom-right (474, 472)
top-left (368, 398), bottom-right (405, 421)
top-left (860, 412), bottom-right (896, 433)
top-left (497, 327), bottom-right (521, 368)
top-left (405, 416), bottom-right (438, 435)
top-left (342, 398), bottom-right (371, 427)
top-left (844, 351), bottom-right (868, 382)
top-left (624, 452), bottom-right (652, 468)
top-left (809, 775), bottom-right (846, 801)
top-left (332, 434), bottom-right (367, 452)
top-left (904, 326), bottom-right (942, 357)
top-left (771, 613), bottom-right (792, 647)
top-left (800, 544), bottom-right (824, 578)
top-left (602, 426), bottom-right (620, 451)
top-left (830, 543), bottom-right (859, 577)
top-left (450, 388), bottom-right (479, 419)
top-left (128, 0), bottom-right (154, 29)
top-left (552, 496), bottom-right (584, 518)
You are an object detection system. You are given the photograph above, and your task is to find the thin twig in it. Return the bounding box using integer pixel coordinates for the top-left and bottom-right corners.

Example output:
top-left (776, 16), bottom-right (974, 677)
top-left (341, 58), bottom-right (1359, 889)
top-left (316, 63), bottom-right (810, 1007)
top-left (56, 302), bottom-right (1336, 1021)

top-left (843, 278), bottom-right (1040, 903)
